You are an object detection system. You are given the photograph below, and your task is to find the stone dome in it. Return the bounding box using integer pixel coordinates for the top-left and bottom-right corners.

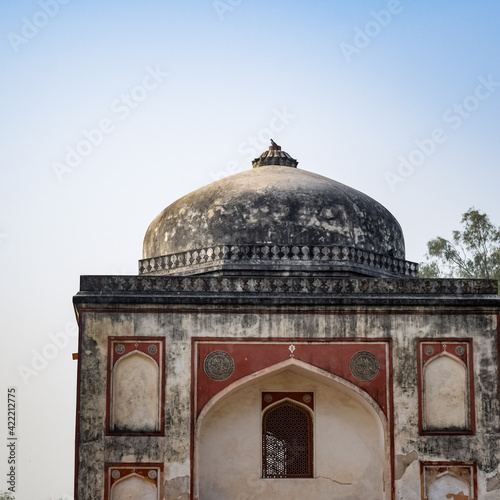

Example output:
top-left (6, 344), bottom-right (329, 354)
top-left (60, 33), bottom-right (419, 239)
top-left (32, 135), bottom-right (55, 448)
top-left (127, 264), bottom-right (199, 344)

top-left (141, 143), bottom-right (416, 277)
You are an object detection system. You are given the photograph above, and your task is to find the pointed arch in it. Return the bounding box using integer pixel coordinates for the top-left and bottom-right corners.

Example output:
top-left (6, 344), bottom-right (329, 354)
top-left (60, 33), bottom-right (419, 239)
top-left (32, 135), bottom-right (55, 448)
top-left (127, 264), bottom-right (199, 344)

top-left (262, 398), bottom-right (313, 478)
top-left (195, 357), bottom-right (391, 500)
top-left (110, 473), bottom-right (158, 500)
top-left (197, 357), bottom-right (387, 425)
top-left (111, 351), bottom-right (160, 432)
top-left (427, 471), bottom-right (470, 500)
top-left (423, 352), bottom-right (470, 431)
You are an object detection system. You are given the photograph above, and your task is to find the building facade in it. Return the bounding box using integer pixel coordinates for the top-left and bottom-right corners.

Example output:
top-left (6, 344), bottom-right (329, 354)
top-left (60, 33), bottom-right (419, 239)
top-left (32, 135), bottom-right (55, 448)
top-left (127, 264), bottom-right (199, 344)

top-left (73, 143), bottom-right (500, 499)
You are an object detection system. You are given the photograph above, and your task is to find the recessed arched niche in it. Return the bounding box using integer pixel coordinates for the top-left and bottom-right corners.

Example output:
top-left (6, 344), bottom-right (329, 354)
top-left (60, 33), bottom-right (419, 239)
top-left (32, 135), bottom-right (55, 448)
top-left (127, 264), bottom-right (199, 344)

top-left (423, 354), bottom-right (469, 432)
top-left (111, 351), bottom-right (160, 432)
top-left (196, 361), bottom-right (389, 500)
top-left (422, 464), bottom-right (475, 500)
top-left (427, 472), bottom-right (470, 500)
top-left (111, 474), bottom-right (158, 500)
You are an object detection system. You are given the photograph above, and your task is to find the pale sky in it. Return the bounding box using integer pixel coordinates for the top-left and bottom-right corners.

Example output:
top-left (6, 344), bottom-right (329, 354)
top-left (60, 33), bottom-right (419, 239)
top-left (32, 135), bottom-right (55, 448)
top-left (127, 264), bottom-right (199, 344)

top-left (1, 1), bottom-right (500, 498)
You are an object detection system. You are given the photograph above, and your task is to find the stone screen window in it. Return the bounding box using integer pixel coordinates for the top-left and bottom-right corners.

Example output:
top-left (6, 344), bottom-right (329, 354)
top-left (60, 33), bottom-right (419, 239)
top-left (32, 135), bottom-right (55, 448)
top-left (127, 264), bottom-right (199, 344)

top-left (262, 393), bottom-right (313, 478)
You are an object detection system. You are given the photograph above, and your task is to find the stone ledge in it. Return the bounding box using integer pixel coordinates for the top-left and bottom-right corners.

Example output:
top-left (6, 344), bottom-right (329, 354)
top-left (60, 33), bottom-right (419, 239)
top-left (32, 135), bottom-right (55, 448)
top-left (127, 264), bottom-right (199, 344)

top-left (138, 245), bottom-right (419, 278)
top-left (79, 276), bottom-right (497, 296)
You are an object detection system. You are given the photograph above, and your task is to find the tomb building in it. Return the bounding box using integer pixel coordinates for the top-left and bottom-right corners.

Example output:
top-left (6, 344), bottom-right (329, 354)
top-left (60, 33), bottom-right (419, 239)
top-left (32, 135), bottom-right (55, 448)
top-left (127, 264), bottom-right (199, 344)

top-left (73, 142), bottom-right (500, 500)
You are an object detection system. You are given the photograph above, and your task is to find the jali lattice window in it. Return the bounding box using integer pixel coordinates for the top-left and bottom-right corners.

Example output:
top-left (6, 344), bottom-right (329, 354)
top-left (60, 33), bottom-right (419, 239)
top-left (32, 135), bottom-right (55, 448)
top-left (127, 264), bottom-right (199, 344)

top-left (262, 400), bottom-right (313, 478)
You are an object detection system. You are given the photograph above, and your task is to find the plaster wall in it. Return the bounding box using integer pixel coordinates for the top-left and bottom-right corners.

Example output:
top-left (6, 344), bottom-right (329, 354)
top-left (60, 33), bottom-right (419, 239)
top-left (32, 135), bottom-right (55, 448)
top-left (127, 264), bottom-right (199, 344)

top-left (76, 305), bottom-right (499, 499)
top-left (423, 354), bottom-right (468, 431)
top-left (112, 353), bottom-right (159, 432)
top-left (427, 473), bottom-right (469, 500)
top-left (111, 475), bottom-right (157, 500)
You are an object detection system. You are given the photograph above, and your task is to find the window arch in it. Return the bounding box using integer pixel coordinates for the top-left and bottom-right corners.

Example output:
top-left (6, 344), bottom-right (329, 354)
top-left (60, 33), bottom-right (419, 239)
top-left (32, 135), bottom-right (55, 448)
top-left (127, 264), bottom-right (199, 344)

top-left (262, 399), bottom-right (313, 478)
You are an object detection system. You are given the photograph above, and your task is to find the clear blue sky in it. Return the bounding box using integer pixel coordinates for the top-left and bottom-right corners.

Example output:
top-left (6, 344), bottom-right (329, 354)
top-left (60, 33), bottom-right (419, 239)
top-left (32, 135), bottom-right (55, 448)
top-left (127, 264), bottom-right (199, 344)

top-left (1, 1), bottom-right (500, 497)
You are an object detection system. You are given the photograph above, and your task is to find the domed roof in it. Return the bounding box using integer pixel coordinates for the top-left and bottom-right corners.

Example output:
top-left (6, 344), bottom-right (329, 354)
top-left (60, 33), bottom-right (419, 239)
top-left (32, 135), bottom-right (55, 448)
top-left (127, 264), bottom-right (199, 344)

top-left (141, 143), bottom-right (416, 278)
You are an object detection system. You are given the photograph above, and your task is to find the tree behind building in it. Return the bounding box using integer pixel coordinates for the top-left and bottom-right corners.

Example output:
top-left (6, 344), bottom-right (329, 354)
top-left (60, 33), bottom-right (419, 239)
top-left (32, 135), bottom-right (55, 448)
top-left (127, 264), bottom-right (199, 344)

top-left (420, 208), bottom-right (500, 280)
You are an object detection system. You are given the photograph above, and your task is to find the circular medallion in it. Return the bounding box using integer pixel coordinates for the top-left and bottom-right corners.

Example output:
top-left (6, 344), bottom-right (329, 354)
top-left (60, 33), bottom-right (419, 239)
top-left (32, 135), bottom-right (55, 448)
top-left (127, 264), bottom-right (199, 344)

top-left (148, 345), bottom-right (158, 355)
top-left (303, 394), bottom-right (312, 403)
top-left (203, 351), bottom-right (235, 381)
top-left (424, 346), bottom-right (434, 356)
top-left (455, 346), bottom-right (465, 356)
top-left (264, 394), bottom-right (273, 403)
top-left (349, 351), bottom-right (380, 381)
top-left (148, 470), bottom-right (157, 479)
top-left (115, 344), bottom-right (125, 354)
top-left (111, 470), bottom-right (120, 479)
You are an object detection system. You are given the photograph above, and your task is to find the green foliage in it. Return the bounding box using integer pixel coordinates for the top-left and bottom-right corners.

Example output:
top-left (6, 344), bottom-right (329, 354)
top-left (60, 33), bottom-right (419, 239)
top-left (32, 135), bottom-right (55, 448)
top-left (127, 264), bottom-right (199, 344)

top-left (420, 208), bottom-right (500, 280)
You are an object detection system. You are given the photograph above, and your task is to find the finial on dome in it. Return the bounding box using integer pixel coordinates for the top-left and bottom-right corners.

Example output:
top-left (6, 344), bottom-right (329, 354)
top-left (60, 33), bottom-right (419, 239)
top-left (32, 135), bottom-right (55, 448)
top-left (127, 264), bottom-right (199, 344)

top-left (252, 140), bottom-right (298, 169)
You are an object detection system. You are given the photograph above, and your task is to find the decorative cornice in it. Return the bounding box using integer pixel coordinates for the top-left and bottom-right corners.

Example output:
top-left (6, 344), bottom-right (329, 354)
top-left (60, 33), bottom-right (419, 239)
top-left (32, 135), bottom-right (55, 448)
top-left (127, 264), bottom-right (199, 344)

top-left (79, 275), bottom-right (497, 296)
top-left (138, 244), bottom-right (419, 278)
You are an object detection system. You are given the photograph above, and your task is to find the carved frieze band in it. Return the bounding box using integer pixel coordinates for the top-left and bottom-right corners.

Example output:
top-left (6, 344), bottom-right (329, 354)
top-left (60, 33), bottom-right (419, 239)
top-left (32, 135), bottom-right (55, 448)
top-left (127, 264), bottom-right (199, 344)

top-left (138, 244), bottom-right (419, 277)
top-left (80, 275), bottom-right (497, 295)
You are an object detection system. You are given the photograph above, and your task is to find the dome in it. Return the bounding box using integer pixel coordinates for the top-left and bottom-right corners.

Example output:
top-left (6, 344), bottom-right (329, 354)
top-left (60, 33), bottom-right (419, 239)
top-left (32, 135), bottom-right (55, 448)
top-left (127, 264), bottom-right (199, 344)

top-left (141, 143), bottom-right (417, 278)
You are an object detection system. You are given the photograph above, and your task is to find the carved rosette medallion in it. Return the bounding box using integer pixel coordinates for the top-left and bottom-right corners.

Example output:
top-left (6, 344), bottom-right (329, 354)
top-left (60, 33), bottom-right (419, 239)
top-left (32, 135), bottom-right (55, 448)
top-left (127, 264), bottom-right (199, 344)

top-left (148, 470), bottom-right (157, 479)
top-left (111, 470), bottom-right (120, 479)
top-left (264, 394), bottom-right (273, 403)
top-left (424, 346), bottom-right (434, 356)
top-left (115, 344), bottom-right (125, 354)
top-left (456, 346), bottom-right (465, 356)
top-left (303, 394), bottom-right (312, 403)
top-left (349, 351), bottom-right (380, 381)
top-left (203, 350), bottom-right (235, 381)
top-left (148, 345), bottom-right (158, 355)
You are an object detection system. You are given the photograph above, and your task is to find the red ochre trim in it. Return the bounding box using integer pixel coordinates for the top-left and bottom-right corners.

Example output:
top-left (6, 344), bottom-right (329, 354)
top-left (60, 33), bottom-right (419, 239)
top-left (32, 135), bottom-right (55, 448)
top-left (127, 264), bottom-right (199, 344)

top-left (420, 461), bottom-right (477, 500)
top-left (195, 338), bottom-right (390, 417)
top-left (110, 338), bottom-right (162, 364)
top-left (106, 336), bottom-right (166, 436)
top-left (417, 338), bottom-right (475, 436)
top-left (261, 391), bottom-right (314, 411)
top-left (104, 462), bottom-right (163, 500)
top-left (420, 339), bottom-right (471, 364)
top-left (190, 339), bottom-right (196, 500)
top-left (495, 313), bottom-right (500, 430)
top-left (74, 312), bottom-right (83, 500)
top-left (497, 313), bottom-right (500, 433)
top-left (190, 337), bottom-right (395, 500)
top-left (388, 337), bottom-right (395, 500)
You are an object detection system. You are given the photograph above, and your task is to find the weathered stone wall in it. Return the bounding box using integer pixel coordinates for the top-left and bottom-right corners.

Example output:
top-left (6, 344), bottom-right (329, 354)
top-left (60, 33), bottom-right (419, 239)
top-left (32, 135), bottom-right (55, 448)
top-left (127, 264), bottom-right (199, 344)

top-left (76, 303), bottom-right (499, 499)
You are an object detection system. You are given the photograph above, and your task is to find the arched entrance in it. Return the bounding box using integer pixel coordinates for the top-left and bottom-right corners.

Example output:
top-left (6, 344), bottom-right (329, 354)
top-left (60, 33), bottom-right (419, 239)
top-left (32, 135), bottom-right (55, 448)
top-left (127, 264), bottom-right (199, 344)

top-left (195, 359), bottom-right (390, 500)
